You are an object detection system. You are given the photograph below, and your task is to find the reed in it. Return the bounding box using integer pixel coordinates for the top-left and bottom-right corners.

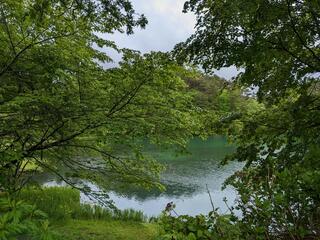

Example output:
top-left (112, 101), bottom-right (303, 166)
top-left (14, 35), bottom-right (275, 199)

top-left (19, 187), bottom-right (147, 222)
top-left (19, 186), bottom-right (79, 221)
top-left (74, 204), bottom-right (147, 222)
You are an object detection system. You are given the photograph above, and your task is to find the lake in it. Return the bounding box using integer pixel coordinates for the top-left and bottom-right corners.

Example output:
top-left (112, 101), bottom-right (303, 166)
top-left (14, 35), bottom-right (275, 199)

top-left (41, 136), bottom-right (243, 217)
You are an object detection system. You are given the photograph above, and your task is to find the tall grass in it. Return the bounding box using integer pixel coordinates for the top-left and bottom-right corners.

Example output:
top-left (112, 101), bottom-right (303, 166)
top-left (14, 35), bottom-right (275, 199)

top-left (19, 186), bottom-right (80, 221)
top-left (19, 187), bottom-right (147, 222)
top-left (74, 204), bottom-right (147, 222)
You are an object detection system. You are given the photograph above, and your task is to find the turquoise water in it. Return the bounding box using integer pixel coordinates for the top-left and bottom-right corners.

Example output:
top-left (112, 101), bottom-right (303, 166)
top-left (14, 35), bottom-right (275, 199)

top-left (44, 136), bottom-right (243, 216)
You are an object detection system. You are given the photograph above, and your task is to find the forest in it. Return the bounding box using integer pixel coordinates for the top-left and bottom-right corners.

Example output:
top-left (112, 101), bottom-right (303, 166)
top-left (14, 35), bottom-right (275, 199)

top-left (0, 0), bottom-right (319, 239)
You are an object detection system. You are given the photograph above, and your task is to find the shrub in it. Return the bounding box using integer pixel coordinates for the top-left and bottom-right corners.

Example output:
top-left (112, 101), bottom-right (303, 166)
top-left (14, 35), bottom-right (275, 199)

top-left (156, 209), bottom-right (242, 240)
top-left (0, 197), bottom-right (58, 240)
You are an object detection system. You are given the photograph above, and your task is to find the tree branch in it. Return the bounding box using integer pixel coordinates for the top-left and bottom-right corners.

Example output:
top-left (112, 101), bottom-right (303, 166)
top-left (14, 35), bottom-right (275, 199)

top-left (0, 32), bottom-right (77, 78)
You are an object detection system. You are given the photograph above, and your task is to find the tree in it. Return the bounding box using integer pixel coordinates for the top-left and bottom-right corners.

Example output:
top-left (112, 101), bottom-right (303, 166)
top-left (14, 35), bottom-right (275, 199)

top-left (175, 0), bottom-right (320, 238)
top-left (0, 0), bottom-right (200, 199)
top-left (176, 0), bottom-right (320, 101)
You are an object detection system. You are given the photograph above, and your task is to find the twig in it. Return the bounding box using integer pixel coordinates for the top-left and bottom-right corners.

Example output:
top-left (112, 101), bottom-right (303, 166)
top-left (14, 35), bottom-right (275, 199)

top-left (206, 184), bottom-right (215, 211)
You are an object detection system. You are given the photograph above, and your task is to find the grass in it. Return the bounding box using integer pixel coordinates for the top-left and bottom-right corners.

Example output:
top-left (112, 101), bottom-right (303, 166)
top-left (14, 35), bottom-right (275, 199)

top-left (18, 187), bottom-right (158, 239)
top-left (18, 186), bottom-right (148, 222)
top-left (74, 204), bottom-right (147, 222)
top-left (18, 186), bottom-right (80, 221)
top-left (53, 219), bottom-right (159, 240)
top-left (17, 187), bottom-right (157, 239)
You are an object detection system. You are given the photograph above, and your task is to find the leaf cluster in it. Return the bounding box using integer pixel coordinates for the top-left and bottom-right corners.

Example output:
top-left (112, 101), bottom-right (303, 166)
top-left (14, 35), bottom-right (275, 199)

top-left (0, 196), bottom-right (58, 240)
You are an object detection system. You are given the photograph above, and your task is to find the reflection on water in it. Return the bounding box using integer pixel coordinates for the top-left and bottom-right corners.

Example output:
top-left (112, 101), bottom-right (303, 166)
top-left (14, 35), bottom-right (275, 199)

top-left (41, 136), bottom-right (243, 216)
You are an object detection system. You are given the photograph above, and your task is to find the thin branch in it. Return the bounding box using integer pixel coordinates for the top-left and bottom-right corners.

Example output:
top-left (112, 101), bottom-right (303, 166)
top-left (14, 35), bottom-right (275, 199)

top-left (286, 0), bottom-right (320, 63)
top-left (206, 184), bottom-right (215, 211)
top-left (0, 7), bottom-right (17, 55)
top-left (0, 32), bottom-right (77, 78)
top-left (32, 156), bottom-right (115, 208)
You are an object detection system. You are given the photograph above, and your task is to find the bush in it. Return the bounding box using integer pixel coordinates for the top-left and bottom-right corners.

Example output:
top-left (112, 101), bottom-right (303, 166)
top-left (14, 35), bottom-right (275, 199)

top-left (0, 197), bottom-right (58, 240)
top-left (156, 210), bottom-right (242, 240)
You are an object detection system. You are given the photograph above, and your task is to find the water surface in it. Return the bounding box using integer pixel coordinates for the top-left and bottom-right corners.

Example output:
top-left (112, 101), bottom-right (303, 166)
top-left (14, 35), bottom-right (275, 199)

top-left (44, 136), bottom-right (242, 216)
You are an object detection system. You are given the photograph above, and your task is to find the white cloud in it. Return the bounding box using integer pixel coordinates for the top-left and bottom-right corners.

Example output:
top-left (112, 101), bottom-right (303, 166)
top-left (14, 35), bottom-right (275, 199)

top-left (101, 0), bottom-right (238, 79)
top-left (104, 0), bottom-right (195, 53)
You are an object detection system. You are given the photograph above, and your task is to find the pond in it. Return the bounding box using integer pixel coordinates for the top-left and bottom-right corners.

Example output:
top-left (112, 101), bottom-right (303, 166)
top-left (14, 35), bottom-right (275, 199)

top-left (40, 136), bottom-right (243, 217)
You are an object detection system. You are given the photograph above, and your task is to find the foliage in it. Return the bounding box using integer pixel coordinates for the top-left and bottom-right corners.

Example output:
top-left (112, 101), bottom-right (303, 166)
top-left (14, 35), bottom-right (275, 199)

top-left (0, 196), bottom-right (58, 240)
top-left (181, 69), bottom-right (253, 138)
top-left (2, 186), bottom-right (151, 238)
top-left (0, 0), bottom-right (201, 195)
top-left (221, 92), bottom-right (320, 239)
top-left (156, 210), bottom-right (241, 240)
top-left (176, 0), bottom-right (320, 102)
top-left (183, 71), bottom-right (245, 113)
top-left (175, 0), bottom-right (320, 239)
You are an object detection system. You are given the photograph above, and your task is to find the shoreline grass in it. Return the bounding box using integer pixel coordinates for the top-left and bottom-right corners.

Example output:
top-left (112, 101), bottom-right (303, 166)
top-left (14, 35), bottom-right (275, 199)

top-left (53, 219), bottom-right (159, 240)
top-left (19, 186), bottom-right (148, 223)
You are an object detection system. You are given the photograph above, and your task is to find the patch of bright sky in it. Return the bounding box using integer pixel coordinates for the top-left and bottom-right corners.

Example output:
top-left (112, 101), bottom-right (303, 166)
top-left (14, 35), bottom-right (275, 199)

top-left (102, 0), bottom-right (238, 80)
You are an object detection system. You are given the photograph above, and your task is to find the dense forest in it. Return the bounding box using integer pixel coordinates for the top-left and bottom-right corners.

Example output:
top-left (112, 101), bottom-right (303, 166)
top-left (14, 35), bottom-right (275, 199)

top-left (0, 0), bottom-right (319, 239)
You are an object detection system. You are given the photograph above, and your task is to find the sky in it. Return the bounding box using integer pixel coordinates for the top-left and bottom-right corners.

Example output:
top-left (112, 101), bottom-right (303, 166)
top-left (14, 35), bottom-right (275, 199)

top-left (103, 0), bottom-right (238, 80)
